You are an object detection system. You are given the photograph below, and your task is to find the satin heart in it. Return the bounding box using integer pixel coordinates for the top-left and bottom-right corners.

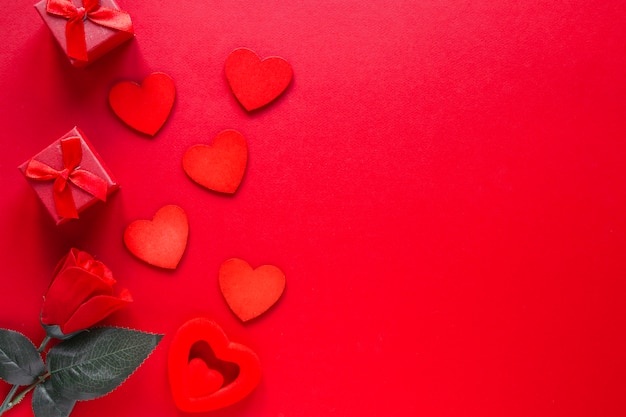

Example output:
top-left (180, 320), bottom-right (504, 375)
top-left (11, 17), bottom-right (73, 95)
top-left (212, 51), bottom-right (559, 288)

top-left (182, 130), bottom-right (248, 194)
top-left (219, 258), bottom-right (286, 322)
top-left (168, 318), bottom-right (262, 413)
top-left (225, 48), bottom-right (293, 111)
top-left (109, 72), bottom-right (176, 136)
top-left (123, 205), bottom-right (188, 269)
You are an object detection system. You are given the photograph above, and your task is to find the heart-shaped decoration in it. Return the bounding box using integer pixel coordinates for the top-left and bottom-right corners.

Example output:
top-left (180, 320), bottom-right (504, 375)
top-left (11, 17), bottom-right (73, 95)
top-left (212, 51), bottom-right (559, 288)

top-left (182, 130), bottom-right (248, 194)
top-left (123, 205), bottom-right (188, 269)
top-left (187, 358), bottom-right (224, 398)
top-left (225, 48), bottom-right (293, 111)
top-left (168, 318), bottom-right (262, 413)
top-left (109, 72), bottom-right (176, 136)
top-left (219, 258), bottom-right (286, 322)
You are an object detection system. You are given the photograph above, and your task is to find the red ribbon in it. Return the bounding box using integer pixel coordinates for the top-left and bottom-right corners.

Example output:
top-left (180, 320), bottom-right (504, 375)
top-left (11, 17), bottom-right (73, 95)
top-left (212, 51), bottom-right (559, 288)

top-left (25, 137), bottom-right (108, 219)
top-left (46, 0), bottom-right (133, 62)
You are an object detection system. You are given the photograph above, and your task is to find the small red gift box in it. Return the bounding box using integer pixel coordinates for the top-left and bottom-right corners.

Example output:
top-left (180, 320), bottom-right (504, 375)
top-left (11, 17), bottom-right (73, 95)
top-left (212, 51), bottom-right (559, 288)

top-left (18, 127), bottom-right (119, 225)
top-left (34, 0), bottom-right (134, 68)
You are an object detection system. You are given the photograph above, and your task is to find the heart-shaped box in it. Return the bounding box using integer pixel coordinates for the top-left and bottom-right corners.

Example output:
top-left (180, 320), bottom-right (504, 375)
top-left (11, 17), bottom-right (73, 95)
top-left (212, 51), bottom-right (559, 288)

top-left (168, 318), bottom-right (262, 412)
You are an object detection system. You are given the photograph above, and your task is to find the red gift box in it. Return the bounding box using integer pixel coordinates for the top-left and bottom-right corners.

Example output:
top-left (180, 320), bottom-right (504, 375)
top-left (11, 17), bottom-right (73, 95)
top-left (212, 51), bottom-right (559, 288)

top-left (34, 0), bottom-right (134, 68)
top-left (18, 126), bottom-right (119, 225)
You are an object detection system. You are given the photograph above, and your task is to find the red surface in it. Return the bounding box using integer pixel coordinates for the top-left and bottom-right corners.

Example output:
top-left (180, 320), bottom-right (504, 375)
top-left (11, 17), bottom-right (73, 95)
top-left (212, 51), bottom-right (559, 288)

top-left (1, 1), bottom-right (626, 416)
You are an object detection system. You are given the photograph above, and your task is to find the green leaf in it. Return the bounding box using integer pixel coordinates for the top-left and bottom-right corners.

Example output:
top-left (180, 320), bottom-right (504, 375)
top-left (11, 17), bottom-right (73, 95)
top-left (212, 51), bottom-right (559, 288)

top-left (32, 381), bottom-right (76, 417)
top-left (47, 327), bottom-right (163, 401)
top-left (0, 328), bottom-right (46, 385)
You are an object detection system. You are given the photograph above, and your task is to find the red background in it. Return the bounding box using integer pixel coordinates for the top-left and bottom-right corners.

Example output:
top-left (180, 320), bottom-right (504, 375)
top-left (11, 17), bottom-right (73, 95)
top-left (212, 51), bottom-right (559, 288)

top-left (2, 1), bottom-right (626, 416)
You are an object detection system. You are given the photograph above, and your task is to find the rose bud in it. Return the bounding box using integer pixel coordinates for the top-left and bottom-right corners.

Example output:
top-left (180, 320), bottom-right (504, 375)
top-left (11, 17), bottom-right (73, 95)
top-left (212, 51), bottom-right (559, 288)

top-left (41, 248), bottom-right (132, 339)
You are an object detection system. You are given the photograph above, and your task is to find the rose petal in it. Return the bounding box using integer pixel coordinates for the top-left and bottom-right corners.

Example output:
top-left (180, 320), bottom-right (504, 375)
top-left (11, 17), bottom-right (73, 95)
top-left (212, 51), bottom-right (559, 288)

top-left (82, 259), bottom-right (116, 285)
top-left (50, 248), bottom-right (78, 281)
top-left (41, 266), bottom-right (114, 327)
top-left (61, 290), bottom-right (133, 334)
top-left (75, 249), bottom-right (94, 266)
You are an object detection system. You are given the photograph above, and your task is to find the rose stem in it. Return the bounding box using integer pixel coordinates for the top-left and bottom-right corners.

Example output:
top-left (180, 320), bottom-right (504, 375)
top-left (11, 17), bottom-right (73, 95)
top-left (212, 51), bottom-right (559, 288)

top-left (38, 335), bottom-right (52, 352)
top-left (0, 385), bottom-right (19, 415)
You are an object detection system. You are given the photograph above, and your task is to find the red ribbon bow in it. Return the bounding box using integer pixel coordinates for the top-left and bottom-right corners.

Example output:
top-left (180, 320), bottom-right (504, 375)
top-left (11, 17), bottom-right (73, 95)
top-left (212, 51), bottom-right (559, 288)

top-left (46, 0), bottom-right (133, 62)
top-left (25, 137), bottom-right (108, 219)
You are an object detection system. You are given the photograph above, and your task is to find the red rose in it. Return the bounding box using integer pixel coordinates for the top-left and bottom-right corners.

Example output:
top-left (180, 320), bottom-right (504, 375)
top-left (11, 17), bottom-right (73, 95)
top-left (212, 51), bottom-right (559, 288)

top-left (40, 248), bottom-right (132, 339)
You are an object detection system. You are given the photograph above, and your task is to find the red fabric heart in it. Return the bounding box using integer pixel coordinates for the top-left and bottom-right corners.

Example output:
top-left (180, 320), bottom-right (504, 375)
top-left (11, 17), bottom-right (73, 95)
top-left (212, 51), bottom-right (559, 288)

top-left (108, 72), bottom-right (176, 136)
top-left (219, 258), bottom-right (286, 322)
top-left (168, 318), bottom-right (262, 412)
top-left (225, 48), bottom-right (293, 111)
top-left (182, 130), bottom-right (248, 194)
top-left (123, 205), bottom-right (188, 269)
